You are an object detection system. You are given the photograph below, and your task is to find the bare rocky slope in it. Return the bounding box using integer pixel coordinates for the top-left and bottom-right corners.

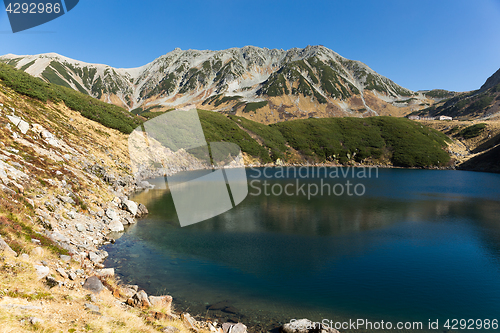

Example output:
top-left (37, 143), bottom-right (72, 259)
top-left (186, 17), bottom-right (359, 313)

top-left (0, 46), bottom-right (442, 123)
top-left (0, 69), bottom-right (248, 333)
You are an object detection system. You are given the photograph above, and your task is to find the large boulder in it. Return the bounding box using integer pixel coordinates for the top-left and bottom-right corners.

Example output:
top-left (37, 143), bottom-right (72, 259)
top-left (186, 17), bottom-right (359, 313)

top-left (7, 115), bottom-right (29, 134)
top-left (222, 323), bottom-right (247, 333)
top-left (82, 276), bottom-right (104, 294)
top-left (96, 268), bottom-right (115, 277)
top-left (149, 295), bottom-right (173, 312)
top-left (122, 200), bottom-right (138, 216)
top-left (34, 265), bottom-right (50, 279)
top-left (137, 203), bottom-right (149, 217)
top-left (105, 208), bottom-right (118, 220)
top-left (127, 290), bottom-right (151, 309)
top-left (108, 219), bottom-right (124, 232)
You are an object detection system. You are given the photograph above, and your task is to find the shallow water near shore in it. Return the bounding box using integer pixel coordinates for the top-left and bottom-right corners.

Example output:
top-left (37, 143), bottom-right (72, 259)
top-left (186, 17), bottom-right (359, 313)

top-left (104, 168), bottom-right (500, 332)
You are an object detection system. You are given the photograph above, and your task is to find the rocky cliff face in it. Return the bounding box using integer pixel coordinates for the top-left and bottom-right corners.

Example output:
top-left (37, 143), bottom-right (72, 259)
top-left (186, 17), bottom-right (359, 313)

top-left (1, 46), bottom-right (436, 123)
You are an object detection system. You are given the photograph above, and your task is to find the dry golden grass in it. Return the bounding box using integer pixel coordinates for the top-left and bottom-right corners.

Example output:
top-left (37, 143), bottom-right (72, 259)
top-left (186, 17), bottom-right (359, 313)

top-left (0, 249), bottom-right (209, 333)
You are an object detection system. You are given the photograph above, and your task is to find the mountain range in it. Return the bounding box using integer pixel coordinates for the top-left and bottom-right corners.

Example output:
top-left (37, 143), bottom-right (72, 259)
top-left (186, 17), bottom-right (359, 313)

top-left (0, 46), bottom-right (446, 123)
top-left (416, 68), bottom-right (500, 121)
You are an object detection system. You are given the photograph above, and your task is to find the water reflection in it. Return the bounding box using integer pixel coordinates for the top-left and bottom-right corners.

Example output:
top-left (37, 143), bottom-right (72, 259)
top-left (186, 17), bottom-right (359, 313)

top-left (104, 168), bottom-right (500, 332)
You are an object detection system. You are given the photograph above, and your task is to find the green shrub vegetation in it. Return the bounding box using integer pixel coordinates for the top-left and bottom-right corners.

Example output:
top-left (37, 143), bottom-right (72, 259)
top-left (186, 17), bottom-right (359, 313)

top-left (197, 110), bottom-right (271, 162)
top-left (458, 123), bottom-right (487, 139)
top-left (424, 89), bottom-right (454, 99)
top-left (271, 117), bottom-right (450, 167)
top-left (0, 63), bottom-right (142, 134)
top-left (259, 73), bottom-right (289, 97)
top-left (229, 115), bottom-right (287, 160)
top-left (202, 94), bottom-right (242, 107)
top-left (243, 101), bottom-right (268, 113)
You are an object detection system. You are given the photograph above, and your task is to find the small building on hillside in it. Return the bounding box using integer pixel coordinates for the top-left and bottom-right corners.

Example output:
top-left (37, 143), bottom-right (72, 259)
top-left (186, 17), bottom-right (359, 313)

top-left (438, 116), bottom-right (453, 121)
top-left (408, 115), bottom-right (420, 120)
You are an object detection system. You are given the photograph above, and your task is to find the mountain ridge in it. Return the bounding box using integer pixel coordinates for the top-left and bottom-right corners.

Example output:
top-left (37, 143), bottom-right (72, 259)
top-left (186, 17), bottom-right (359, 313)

top-left (1, 45), bottom-right (438, 123)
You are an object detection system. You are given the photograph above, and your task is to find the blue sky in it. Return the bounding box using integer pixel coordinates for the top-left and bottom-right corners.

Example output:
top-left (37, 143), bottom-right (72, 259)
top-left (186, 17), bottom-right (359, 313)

top-left (0, 0), bottom-right (499, 92)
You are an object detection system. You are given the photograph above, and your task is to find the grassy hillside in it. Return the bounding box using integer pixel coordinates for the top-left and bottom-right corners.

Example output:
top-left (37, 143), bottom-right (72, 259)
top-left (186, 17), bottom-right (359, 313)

top-left (197, 110), bottom-right (271, 162)
top-left (270, 117), bottom-right (451, 167)
top-left (0, 63), bottom-right (142, 134)
top-left (206, 113), bottom-right (451, 168)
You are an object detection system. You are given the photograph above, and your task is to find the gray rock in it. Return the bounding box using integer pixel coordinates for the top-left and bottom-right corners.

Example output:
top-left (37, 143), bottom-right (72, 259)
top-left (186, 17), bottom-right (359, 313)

top-left (108, 219), bottom-right (124, 232)
top-left (162, 326), bottom-right (180, 333)
top-left (88, 252), bottom-right (102, 263)
top-left (0, 304), bottom-right (42, 311)
top-left (60, 254), bottom-right (71, 262)
top-left (17, 120), bottom-right (30, 135)
top-left (67, 211), bottom-right (76, 219)
top-left (121, 287), bottom-right (136, 298)
top-left (137, 203), bottom-right (149, 217)
top-left (0, 235), bottom-right (16, 256)
top-left (96, 268), bottom-right (114, 277)
top-left (182, 313), bottom-right (198, 331)
top-left (28, 316), bottom-right (44, 325)
top-left (105, 208), bottom-right (118, 220)
top-left (84, 303), bottom-right (100, 312)
top-left (31, 247), bottom-right (44, 256)
top-left (46, 231), bottom-right (69, 243)
top-left (75, 223), bottom-right (84, 232)
top-left (82, 276), bottom-right (104, 294)
top-left (7, 115), bottom-right (21, 126)
top-left (40, 130), bottom-right (53, 139)
top-left (34, 265), bottom-right (50, 279)
top-left (122, 200), bottom-right (138, 216)
top-left (31, 238), bottom-right (41, 245)
top-left (127, 290), bottom-right (151, 308)
top-left (138, 180), bottom-right (154, 189)
top-left (45, 276), bottom-right (60, 288)
top-left (57, 195), bottom-right (75, 205)
top-left (136, 290), bottom-right (151, 308)
top-left (56, 267), bottom-right (68, 279)
top-left (149, 295), bottom-right (173, 309)
top-left (68, 272), bottom-right (77, 280)
top-left (19, 253), bottom-right (29, 260)
top-left (222, 323), bottom-right (248, 333)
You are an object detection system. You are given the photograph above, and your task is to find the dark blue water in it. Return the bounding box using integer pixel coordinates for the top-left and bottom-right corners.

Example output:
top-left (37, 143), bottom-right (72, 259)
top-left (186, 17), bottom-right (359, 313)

top-left (104, 168), bottom-right (500, 332)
